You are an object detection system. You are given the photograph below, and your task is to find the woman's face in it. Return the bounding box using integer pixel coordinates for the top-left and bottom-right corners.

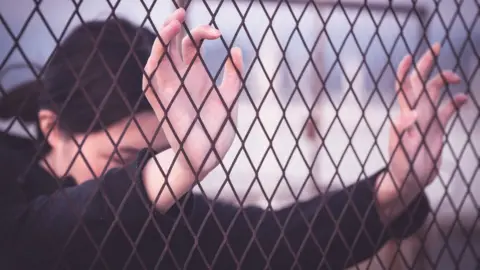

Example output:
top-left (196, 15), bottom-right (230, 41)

top-left (41, 111), bottom-right (168, 184)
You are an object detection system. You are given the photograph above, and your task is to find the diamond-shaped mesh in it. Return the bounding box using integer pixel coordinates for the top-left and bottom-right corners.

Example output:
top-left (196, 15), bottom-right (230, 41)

top-left (1, 0), bottom-right (479, 269)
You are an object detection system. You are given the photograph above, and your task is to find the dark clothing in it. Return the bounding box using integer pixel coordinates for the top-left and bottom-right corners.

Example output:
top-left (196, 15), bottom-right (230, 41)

top-left (0, 133), bottom-right (430, 269)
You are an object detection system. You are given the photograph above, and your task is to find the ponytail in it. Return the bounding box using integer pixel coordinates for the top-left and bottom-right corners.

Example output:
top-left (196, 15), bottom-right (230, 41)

top-left (0, 65), bottom-right (51, 155)
top-left (0, 63), bottom-right (43, 123)
top-left (0, 80), bottom-right (42, 122)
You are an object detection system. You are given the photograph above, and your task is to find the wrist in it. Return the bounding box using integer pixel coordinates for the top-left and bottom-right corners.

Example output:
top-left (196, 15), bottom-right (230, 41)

top-left (142, 150), bottom-right (197, 213)
top-left (375, 171), bottom-right (422, 222)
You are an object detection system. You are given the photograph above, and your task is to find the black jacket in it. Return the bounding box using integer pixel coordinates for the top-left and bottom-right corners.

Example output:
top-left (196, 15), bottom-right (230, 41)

top-left (0, 132), bottom-right (430, 269)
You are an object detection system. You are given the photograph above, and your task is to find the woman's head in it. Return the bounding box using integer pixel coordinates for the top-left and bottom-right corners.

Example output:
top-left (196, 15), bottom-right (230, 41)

top-left (0, 18), bottom-right (167, 182)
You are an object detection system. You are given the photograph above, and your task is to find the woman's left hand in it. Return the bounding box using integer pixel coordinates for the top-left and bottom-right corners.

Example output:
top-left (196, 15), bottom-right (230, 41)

top-left (379, 43), bottom-right (468, 205)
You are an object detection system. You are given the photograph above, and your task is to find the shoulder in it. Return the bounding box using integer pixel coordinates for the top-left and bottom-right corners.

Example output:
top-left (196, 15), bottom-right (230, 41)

top-left (0, 132), bottom-right (60, 200)
top-left (0, 132), bottom-right (37, 180)
top-left (0, 131), bottom-right (36, 154)
top-left (0, 133), bottom-right (32, 211)
top-left (0, 131), bottom-right (33, 157)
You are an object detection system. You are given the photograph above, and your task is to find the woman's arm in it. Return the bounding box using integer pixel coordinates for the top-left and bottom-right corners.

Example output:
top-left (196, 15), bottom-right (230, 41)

top-left (11, 148), bottom-right (196, 269)
top-left (187, 170), bottom-right (429, 270)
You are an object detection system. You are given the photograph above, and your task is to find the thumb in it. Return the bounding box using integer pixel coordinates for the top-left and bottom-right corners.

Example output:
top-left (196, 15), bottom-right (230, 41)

top-left (220, 47), bottom-right (243, 107)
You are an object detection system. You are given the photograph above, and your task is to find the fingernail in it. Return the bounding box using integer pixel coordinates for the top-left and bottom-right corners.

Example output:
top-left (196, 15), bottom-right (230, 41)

top-left (233, 47), bottom-right (242, 56)
top-left (457, 95), bottom-right (468, 104)
top-left (211, 28), bottom-right (221, 35)
top-left (446, 72), bottom-right (461, 82)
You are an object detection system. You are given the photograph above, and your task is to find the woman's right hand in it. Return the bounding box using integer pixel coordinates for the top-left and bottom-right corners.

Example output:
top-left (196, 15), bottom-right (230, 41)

top-left (143, 8), bottom-right (244, 178)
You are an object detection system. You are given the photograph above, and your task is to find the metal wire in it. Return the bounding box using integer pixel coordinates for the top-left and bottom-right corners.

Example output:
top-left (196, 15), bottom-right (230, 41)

top-left (1, 0), bottom-right (479, 269)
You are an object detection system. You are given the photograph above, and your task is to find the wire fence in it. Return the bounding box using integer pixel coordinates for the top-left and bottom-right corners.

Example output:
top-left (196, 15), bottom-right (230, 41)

top-left (0, 0), bottom-right (479, 269)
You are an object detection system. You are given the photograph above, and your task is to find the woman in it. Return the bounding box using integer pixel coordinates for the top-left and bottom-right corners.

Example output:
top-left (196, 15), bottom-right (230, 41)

top-left (0, 8), bottom-right (466, 270)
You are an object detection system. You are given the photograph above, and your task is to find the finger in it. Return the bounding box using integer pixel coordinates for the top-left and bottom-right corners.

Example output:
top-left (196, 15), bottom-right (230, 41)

top-left (163, 9), bottom-right (186, 65)
top-left (220, 47), bottom-right (243, 107)
top-left (426, 70), bottom-right (461, 104)
top-left (438, 94), bottom-right (468, 127)
top-left (147, 20), bottom-right (182, 71)
top-left (162, 8), bottom-right (186, 27)
top-left (411, 43), bottom-right (441, 88)
top-left (143, 19), bottom-right (182, 107)
top-left (182, 25), bottom-right (221, 65)
top-left (395, 54), bottom-right (413, 111)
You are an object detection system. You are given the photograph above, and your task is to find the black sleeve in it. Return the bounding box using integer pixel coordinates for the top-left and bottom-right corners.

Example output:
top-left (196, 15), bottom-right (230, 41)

top-left (0, 146), bottom-right (32, 268)
top-left (188, 170), bottom-right (430, 269)
top-left (11, 149), bottom-right (194, 269)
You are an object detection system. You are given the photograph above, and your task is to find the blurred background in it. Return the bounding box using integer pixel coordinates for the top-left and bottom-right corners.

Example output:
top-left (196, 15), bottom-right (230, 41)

top-left (1, 0), bottom-right (479, 269)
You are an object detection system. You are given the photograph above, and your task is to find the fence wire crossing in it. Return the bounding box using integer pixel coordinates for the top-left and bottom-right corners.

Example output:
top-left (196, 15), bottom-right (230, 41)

top-left (0, 0), bottom-right (479, 269)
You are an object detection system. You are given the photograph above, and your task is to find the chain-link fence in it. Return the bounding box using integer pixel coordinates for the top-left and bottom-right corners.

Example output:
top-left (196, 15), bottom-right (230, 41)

top-left (0, 0), bottom-right (479, 269)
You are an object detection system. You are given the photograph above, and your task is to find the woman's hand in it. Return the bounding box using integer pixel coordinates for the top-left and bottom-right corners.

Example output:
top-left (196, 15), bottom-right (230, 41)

top-left (143, 8), bottom-right (243, 178)
top-left (377, 43), bottom-right (468, 212)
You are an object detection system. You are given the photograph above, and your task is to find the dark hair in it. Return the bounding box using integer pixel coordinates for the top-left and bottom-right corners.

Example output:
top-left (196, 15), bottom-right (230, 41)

top-left (0, 80), bottom-right (43, 123)
top-left (0, 17), bottom-right (155, 136)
